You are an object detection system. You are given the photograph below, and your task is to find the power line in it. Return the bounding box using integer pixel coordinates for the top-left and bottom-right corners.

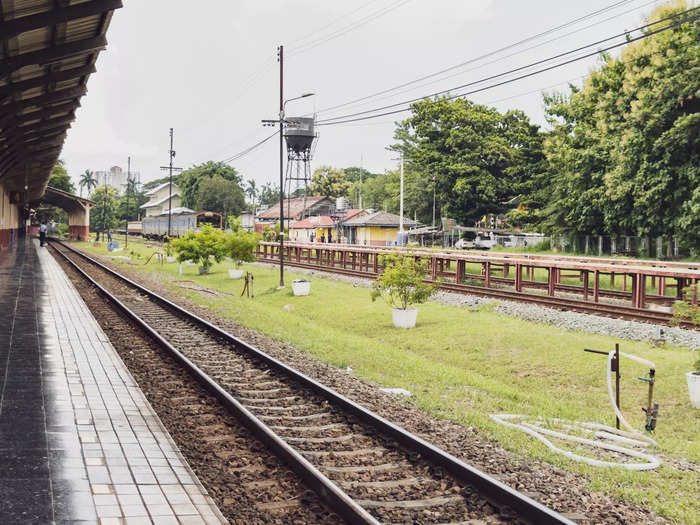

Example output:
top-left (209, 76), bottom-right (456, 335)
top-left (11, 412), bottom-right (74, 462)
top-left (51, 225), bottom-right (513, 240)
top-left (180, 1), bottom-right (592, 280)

top-left (287, 0), bottom-right (384, 47)
top-left (287, 0), bottom-right (413, 57)
top-left (220, 130), bottom-right (279, 164)
top-left (317, 7), bottom-right (699, 125)
top-left (316, 0), bottom-right (661, 117)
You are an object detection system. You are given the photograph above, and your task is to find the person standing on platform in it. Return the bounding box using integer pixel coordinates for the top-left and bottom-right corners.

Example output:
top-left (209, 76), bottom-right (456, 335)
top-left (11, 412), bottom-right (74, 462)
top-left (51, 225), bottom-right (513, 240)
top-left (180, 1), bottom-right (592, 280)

top-left (107, 229), bottom-right (112, 242)
top-left (39, 220), bottom-right (47, 247)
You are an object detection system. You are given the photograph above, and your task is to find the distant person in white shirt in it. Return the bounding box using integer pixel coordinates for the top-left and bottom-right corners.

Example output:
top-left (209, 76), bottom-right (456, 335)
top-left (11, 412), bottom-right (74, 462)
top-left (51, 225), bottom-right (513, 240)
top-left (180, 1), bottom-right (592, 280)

top-left (39, 221), bottom-right (47, 247)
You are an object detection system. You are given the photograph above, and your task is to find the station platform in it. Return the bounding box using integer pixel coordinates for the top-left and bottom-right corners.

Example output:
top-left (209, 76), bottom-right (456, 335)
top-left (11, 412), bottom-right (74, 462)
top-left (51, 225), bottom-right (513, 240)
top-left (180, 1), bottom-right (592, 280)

top-left (0, 240), bottom-right (227, 525)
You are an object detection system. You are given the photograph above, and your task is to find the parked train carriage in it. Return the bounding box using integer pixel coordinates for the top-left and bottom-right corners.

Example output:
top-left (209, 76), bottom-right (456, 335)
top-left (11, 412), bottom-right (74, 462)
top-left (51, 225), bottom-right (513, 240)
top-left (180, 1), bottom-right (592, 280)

top-left (127, 220), bottom-right (142, 235)
top-left (141, 210), bottom-right (222, 239)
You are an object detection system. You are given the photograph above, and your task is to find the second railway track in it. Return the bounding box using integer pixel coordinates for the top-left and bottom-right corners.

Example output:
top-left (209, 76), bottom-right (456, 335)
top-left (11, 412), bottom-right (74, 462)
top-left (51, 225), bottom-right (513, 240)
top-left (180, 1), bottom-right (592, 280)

top-left (49, 239), bottom-right (573, 525)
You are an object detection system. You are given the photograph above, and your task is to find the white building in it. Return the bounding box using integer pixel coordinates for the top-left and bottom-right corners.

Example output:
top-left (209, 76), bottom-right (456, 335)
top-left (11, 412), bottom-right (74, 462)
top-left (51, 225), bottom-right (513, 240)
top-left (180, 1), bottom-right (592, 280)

top-left (94, 165), bottom-right (141, 194)
top-left (139, 182), bottom-right (181, 218)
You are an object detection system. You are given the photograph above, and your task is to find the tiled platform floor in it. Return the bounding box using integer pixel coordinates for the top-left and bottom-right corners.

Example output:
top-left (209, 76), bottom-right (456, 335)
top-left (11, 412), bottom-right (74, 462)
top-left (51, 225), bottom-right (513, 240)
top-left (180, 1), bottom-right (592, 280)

top-left (0, 240), bottom-right (228, 525)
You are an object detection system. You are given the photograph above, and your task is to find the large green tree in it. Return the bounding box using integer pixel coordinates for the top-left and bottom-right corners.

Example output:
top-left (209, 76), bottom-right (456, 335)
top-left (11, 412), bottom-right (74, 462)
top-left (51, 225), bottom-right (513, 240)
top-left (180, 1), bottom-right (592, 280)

top-left (541, 1), bottom-right (699, 250)
top-left (258, 182), bottom-right (280, 209)
top-left (117, 178), bottom-right (148, 223)
top-left (393, 98), bottom-right (545, 226)
top-left (48, 161), bottom-right (75, 193)
top-left (89, 185), bottom-right (120, 231)
top-left (310, 166), bottom-right (351, 198)
top-left (194, 176), bottom-right (246, 223)
top-left (179, 161), bottom-right (241, 209)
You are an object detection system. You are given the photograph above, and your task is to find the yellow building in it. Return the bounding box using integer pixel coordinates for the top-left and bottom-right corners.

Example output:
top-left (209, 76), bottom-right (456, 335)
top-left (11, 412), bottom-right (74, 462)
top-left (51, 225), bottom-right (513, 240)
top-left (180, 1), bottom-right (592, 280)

top-left (343, 211), bottom-right (418, 246)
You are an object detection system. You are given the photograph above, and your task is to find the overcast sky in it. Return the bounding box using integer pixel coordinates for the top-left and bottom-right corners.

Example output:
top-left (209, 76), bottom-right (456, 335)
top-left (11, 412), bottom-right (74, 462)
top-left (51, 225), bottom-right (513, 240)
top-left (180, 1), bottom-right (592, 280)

top-left (61, 0), bottom-right (665, 189)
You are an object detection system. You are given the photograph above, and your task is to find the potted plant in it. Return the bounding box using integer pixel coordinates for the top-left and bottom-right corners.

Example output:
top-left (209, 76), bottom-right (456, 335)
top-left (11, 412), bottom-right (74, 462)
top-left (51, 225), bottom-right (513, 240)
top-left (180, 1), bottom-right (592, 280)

top-left (292, 279), bottom-right (311, 296)
top-left (224, 218), bottom-right (260, 279)
top-left (171, 224), bottom-right (225, 275)
top-left (371, 254), bottom-right (437, 328)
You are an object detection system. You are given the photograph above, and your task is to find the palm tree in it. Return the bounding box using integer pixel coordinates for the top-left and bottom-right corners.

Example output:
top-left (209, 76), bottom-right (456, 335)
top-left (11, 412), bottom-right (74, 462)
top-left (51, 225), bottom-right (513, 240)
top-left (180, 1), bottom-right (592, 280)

top-left (79, 169), bottom-right (97, 197)
top-left (246, 179), bottom-right (258, 214)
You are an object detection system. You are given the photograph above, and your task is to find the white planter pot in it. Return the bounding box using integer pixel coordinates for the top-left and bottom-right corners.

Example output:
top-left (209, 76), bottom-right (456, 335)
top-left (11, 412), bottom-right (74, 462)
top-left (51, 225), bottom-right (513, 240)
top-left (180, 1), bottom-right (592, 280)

top-left (292, 279), bottom-right (311, 296)
top-left (229, 269), bottom-right (244, 279)
top-left (198, 266), bottom-right (210, 275)
top-left (392, 308), bottom-right (418, 329)
top-left (687, 372), bottom-right (700, 409)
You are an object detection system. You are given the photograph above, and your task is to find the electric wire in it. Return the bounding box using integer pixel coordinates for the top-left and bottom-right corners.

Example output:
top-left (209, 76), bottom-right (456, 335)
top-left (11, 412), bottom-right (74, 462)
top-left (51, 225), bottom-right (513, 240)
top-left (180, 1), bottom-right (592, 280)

top-left (316, 0), bottom-right (662, 118)
top-left (316, 7), bottom-right (699, 125)
top-left (287, 0), bottom-right (413, 57)
top-left (220, 130), bottom-right (279, 164)
top-left (314, 0), bottom-right (640, 115)
top-left (286, 0), bottom-right (384, 47)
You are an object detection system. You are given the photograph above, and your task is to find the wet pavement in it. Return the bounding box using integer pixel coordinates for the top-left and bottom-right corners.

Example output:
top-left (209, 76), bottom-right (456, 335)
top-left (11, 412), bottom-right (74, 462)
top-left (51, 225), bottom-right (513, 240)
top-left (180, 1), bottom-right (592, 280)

top-left (0, 240), bottom-right (227, 524)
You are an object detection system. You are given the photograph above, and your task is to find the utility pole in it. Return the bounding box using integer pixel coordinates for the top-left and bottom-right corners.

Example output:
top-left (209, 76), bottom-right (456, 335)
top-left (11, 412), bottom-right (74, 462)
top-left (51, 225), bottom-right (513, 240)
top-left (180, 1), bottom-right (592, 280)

top-left (278, 44), bottom-right (285, 287)
top-left (159, 128), bottom-right (182, 239)
top-left (125, 156), bottom-right (130, 248)
top-left (261, 45), bottom-right (314, 287)
top-left (432, 174), bottom-right (436, 228)
top-left (102, 168), bottom-right (107, 240)
top-left (399, 152), bottom-right (404, 233)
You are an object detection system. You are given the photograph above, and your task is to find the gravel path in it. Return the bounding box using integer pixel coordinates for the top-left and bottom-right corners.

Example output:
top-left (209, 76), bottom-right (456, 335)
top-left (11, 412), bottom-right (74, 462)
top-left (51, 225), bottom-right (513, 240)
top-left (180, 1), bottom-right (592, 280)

top-left (70, 254), bottom-right (673, 524)
top-left (269, 263), bottom-right (700, 350)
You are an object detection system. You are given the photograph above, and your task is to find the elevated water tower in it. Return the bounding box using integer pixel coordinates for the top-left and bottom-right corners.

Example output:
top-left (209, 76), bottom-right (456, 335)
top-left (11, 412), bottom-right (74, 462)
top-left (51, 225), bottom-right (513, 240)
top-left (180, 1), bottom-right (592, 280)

top-left (283, 116), bottom-right (318, 219)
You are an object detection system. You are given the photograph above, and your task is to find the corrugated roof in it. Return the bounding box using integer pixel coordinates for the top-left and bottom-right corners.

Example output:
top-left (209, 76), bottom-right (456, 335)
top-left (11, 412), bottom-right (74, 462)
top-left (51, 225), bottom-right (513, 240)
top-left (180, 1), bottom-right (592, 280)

top-left (257, 196), bottom-right (331, 220)
top-left (0, 0), bottom-right (122, 203)
top-left (289, 215), bottom-right (336, 229)
top-left (343, 211), bottom-right (419, 228)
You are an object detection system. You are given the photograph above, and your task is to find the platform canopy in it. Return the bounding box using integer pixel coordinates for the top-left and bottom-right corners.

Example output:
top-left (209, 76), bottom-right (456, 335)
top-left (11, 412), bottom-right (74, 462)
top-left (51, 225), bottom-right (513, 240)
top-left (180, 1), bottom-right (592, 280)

top-left (0, 0), bottom-right (122, 203)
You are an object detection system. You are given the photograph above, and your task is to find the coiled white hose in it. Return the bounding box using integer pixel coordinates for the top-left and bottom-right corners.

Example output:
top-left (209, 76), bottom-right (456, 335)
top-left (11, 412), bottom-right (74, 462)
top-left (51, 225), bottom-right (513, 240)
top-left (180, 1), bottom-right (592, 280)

top-left (491, 351), bottom-right (661, 470)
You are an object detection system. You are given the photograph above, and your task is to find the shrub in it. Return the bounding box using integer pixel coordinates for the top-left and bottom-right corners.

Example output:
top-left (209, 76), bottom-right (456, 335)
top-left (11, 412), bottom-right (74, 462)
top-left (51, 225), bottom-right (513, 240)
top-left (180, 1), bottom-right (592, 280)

top-left (371, 254), bottom-right (437, 310)
top-left (262, 228), bottom-right (277, 242)
top-left (171, 223), bottom-right (225, 272)
top-left (224, 229), bottom-right (260, 267)
top-left (57, 223), bottom-right (68, 237)
top-left (671, 283), bottom-right (700, 326)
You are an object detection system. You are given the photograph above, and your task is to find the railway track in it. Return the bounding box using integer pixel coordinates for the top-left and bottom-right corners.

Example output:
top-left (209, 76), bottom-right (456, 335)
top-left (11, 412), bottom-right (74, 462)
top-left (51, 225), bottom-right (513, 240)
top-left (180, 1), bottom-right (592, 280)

top-left (50, 239), bottom-right (573, 525)
top-left (256, 257), bottom-right (692, 329)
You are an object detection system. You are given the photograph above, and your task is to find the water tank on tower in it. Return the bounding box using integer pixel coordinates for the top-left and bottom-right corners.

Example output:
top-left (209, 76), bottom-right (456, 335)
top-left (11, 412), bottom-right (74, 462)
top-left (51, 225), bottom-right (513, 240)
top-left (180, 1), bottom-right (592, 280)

top-left (284, 117), bottom-right (315, 155)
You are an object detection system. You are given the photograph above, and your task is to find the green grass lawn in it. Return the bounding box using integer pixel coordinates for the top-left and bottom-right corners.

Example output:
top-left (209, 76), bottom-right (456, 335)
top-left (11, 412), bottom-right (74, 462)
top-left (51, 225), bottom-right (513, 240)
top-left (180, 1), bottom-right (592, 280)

top-left (75, 237), bottom-right (699, 524)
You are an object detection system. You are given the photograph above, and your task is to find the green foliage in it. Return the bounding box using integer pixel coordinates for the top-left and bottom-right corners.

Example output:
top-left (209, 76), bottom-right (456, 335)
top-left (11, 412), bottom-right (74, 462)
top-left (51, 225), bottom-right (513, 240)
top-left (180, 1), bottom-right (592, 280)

top-left (371, 254), bottom-right (437, 309)
top-left (262, 228), bottom-right (277, 242)
top-left (117, 178), bottom-right (148, 223)
top-left (540, 2), bottom-right (699, 249)
top-left (78, 170), bottom-right (97, 197)
top-left (393, 98), bottom-right (545, 227)
top-left (57, 223), bottom-right (68, 238)
top-left (179, 161), bottom-right (241, 209)
top-left (671, 283), bottom-right (700, 326)
top-left (49, 162), bottom-right (75, 193)
top-left (171, 223), bottom-right (226, 272)
top-left (142, 175), bottom-right (179, 192)
top-left (224, 228), bottom-right (260, 267)
top-left (89, 185), bottom-right (120, 231)
top-left (310, 166), bottom-right (351, 198)
top-left (194, 175), bottom-right (246, 218)
top-left (258, 182), bottom-right (280, 208)
top-left (523, 239), bottom-right (552, 252)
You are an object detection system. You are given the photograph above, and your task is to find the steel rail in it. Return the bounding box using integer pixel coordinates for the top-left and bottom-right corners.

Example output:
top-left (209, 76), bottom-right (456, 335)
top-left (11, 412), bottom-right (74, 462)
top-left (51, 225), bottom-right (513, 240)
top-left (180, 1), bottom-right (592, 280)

top-left (256, 256), bottom-right (693, 328)
top-left (51, 239), bottom-right (574, 525)
top-left (49, 241), bottom-right (378, 525)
